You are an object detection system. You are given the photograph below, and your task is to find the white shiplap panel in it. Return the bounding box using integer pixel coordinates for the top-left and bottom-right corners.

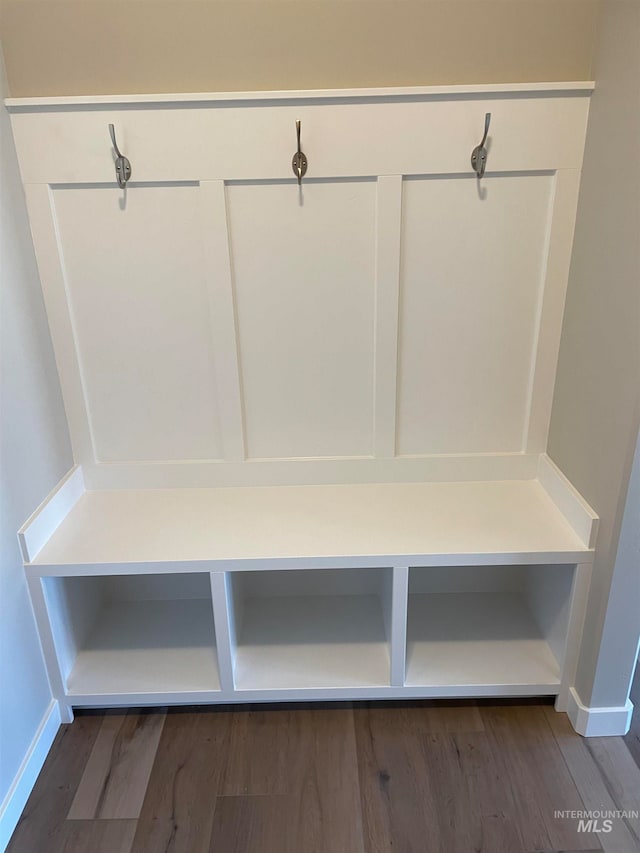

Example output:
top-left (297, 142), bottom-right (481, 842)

top-left (52, 184), bottom-right (224, 462)
top-left (397, 173), bottom-right (553, 455)
top-left (227, 179), bottom-right (377, 459)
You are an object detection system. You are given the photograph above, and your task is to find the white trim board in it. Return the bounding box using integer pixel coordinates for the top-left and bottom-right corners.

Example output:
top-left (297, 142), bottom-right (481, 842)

top-left (566, 687), bottom-right (634, 737)
top-left (0, 700), bottom-right (61, 853)
top-left (18, 466), bottom-right (84, 563)
top-left (4, 81), bottom-right (595, 110)
top-left (82, 453), bottom-right (538, 490)
top-left (22, 186), bottom-right (96, 464)
top-left (64, 683), bottom-right (562, 709)
top-left (26, 552), bottom-right (595, 577)
top-left (524, 171), bottom-right (583, 453)
top-left (538, 454), bottom-right (599, 548)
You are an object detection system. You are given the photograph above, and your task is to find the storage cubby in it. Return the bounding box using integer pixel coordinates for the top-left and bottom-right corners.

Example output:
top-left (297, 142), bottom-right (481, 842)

top-left (405, 565), bottom-right (574, 691)
top-left (42, 572), bottom-right (220, 697)
top-left (229, 568), bottom-right (393, 690)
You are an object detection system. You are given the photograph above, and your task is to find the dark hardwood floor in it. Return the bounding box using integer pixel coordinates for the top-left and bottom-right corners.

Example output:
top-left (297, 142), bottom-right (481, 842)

top-left (7, 687), bottom-right (640, 853)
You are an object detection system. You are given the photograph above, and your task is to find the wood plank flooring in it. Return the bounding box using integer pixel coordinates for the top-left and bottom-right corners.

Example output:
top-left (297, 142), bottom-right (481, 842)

top-left (7, 694), bottom-right (640, 853)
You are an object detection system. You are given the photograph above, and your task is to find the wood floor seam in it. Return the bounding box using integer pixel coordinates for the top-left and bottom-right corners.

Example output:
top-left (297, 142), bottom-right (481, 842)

top-left (583, 738), bottom-right (640, 847)
top-left (543, 706), bottom-right (600, 822)
top-left (542, 706), bottom-right (640, 853)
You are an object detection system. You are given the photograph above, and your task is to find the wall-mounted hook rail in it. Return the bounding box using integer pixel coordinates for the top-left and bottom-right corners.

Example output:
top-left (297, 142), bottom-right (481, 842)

top-left (471, 112), bottom-right (491, 178)
top-left (109, 123), bottom-right (132, 188)
top-left (292, 120), bottom-right (308, 185)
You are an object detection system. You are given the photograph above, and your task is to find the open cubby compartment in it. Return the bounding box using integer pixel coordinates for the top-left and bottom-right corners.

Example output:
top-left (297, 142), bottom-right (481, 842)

top-left (228, 567), bottom-right (393, 690)
top-left (405, 564), bottom-right (575, 693)
top-left (41, 572), bottom-right (221, 698)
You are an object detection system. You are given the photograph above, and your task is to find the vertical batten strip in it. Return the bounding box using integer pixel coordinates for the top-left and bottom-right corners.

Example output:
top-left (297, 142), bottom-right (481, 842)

top-left (26, 576), bottom-right (74, 723)
top-left (556, 561), bottom-right (592, 712)
top-left (373, 175), bottom-right (403, 457)
top-left (523, 168), bottom-right (582, 453)
top-left (209, 572), bottom-right (236, 694)
top-left (23, 184), bottom-right (96, 467)
top-left (199, 181), bottom-right (246, 461)
top-left (390, 565), bottom-right (410, 686)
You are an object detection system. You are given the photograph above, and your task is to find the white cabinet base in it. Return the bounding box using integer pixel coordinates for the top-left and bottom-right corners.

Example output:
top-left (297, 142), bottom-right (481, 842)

top-left (21, 456), bottom-right (598, 731)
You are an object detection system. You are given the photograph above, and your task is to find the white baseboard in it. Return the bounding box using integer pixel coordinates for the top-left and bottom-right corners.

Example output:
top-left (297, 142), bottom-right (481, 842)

top-left (567, 686), bottom-right (634, 737)
top-left (0, 700), bottom-right (61, 853)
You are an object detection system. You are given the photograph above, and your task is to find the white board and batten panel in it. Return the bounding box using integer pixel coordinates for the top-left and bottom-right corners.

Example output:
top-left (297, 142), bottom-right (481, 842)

top-left (9, 84), bottom-right (592, 489)
top-left (50, 184), bottom-right (224, 463)
top-left (397, 173), bottom-right (553, 455)
top-left (226, 178), bottom-right (377, 459)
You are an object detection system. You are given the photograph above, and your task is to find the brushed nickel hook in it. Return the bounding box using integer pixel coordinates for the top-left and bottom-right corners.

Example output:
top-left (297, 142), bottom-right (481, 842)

top-left (292, 119), bottom-right (308, 185)
top-left (471, 112), bottom-right (491, 179)
top-left (109, 123), bottom-right (132, 189)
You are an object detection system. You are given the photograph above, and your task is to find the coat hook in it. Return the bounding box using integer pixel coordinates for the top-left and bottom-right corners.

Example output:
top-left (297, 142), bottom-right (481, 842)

top-left (471, 112), bottom-right (491, 179)
top-left (109, 124), bottom-right (132, 189)
top-left (291, 120), bottom-right (308, 185)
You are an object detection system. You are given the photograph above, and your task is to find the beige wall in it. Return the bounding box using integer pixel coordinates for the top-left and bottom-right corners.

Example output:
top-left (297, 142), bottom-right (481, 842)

top-left (1, 0), bottom-right (597, 97)
top-left (548, 0), bottom-right (640, 709)
top-left (0, 45), bottom-right (73, 819)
